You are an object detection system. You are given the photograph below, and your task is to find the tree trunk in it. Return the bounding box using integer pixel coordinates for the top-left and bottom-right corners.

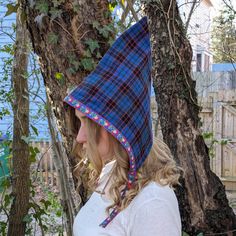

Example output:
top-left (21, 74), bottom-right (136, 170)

top-left (7, 3), bottom-right (30, 236)
top-left (45, 93), bottom-right (77, 235)
top-left (143, 0), bottom-right (236, 235)
top-left (22, 0), bottom-right (112, 233)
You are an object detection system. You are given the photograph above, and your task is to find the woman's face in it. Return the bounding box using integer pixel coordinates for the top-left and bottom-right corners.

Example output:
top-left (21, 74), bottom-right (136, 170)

top-left (75, 109), bottom-right (113, 163)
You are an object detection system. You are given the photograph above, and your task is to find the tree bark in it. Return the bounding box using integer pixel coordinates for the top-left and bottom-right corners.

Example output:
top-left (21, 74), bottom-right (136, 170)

top-left (7, 3), bottom-right (30, 236)
top-left (143, 0), bottom-right (236, 235)
top-left (22, 0), bottom-right (113, 234)
top-left (45, 93), bottom-right (77, 235)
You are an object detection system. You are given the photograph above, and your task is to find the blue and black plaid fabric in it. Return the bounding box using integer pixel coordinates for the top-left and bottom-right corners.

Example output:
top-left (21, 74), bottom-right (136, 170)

top-left (64, 16), bottom-right (153, 226)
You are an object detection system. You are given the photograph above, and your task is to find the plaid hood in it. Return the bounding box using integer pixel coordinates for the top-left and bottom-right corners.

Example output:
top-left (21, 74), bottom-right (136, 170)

top-left (64, 16), bottom-right (153, 226)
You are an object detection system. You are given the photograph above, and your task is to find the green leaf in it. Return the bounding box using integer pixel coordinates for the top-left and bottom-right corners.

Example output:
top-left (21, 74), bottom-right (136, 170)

top-left (31, 125), bottom-right (39, 136)
top-left (108, 3), bottom-right (116, 12)
top-left (0, 44), bottom-right (14, 55)
top-left (1, 178), bottom-right (10, 189)
top-left (54, 72), bottom-right (64, 80)
top-left (52, 0), bottom-right (65, 7)
top-left (66, 67), bottom-right (77, 75)
top-left (5, 3), bottom-right (19, 17)
top-left (81, 58), bottom-right (95, 71)
top-left (40, 199), bottom-right (51, 210)
top-left (34, 147), bottom-right (40, 154)
top-left (23, 214), bottom-right (33, 223)
top-left (49, 8), bottom-right (62, 20)
top-left (108, 37), bottom-right (115, 46)
top-left (35, 1), bottom-right (49, 14)
top-left (4, 194), bottom-right (11, 207)
top-left (197, 233), bottom-right (204, 236)
top-left (96, 51), bottom-right (102, 59)
top-left (84, 50), bottom-right (92, 58)
top-left (92, 21), bottom-right (100, 30)
top-left (202, 132), bottom-right (213, 140)
top-left (29, 146), bottom-right (40, 163)
top-left (48, 32), bottom-right (59, 44)
top-left (220, 139), bottom-right (229, 145)
top-left (72, 2), bottom-right (80, 12)
top-left (99, 27), bottom-right (109, 38)
top-left (21, 136), bottom-right (30, 144)
top-left (56, 209), bottom-right (62, 217)
top-left (71, 60), bottom-right (80, 71)
top-left (84, 39), bottom-right (99, 53)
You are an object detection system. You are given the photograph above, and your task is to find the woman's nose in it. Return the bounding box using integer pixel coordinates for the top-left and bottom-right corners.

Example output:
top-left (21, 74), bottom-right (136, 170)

top-left (76, 127), bottom-right (87, 144)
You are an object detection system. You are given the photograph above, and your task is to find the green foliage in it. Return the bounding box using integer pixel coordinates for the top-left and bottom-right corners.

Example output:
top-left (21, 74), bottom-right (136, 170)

top-left (52, 0), bottom-right (65, 8)
top-left (29, 146), bottom-right (40, 163)
top-left (108, 1), bottom-right (118, 12)
top-left (67, 52), bottom-right (80, 72)
top-left (211, 7), bottom-right (236, 63)
top-left (31, 125), bottom-right (39, 136)
top-left (54, 72), bottom-right (64, 80)
top-left (35, 1), bottom-right (49, 14)
top-left (202, 132), bottom-right (230, 158)
top-left (47, 32), bottom-right (59, 44)
top-left (92, 21), bottom-right (115, 39)
top-left (85, 39), bottom-right (100, 54)
top-left (81, 58), bottom-right (95, 71)
top-left (0, 44), bottom-right (15, 56)
top-left (5, 3), bottom-right (19, 17)
top-left (0, 108), bottom-right (10, 120)
top-left (49, 8), bottom-right (62, 20)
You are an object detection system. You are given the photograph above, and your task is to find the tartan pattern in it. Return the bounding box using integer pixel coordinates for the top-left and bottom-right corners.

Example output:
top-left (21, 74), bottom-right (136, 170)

top-left (64, 16), bottom-right (153, 227)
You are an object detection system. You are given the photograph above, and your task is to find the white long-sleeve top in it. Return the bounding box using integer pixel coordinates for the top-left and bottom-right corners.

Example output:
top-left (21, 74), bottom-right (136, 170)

top-left (73, 160), bottom-right (182, 236)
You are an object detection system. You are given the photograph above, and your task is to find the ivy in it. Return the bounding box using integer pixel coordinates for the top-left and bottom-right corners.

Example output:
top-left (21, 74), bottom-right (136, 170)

top-left (202, 131), bottom-right (230, 158)
top-left (52, 0), bottom-right (65, 7)
top-left (48, 32), bottom-right (59, 44)
top-left (35, 1), bottom-right (49, 14)
top-left (96, 51), bottom-right (102, 59)
top-left (92, 21), bottom-right (100, 30)
top-left (66, 67), bottom-right (77, 76)
top-left (72, 1), bottom-right (80, 12)
top-left (108, 36), bottom-right (115, 46)
top-left (84, 39), bottom-right (100, 54)
top-left (49, 8), bottom-right (62, 20)
top-left (0, 108), bottom-right (10, 120)
top-left (5, 3), bottom-right (19, 17)
top-left (80, 58), bottom-right (95, 71)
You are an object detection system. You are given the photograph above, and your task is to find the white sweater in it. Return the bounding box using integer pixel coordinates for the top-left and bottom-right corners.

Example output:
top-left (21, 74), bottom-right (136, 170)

top-left (73, 161), bottom-right (182, 236)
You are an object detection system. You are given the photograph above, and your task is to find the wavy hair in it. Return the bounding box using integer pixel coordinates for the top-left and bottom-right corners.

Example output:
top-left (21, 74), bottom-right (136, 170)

top-left (71, 115), bottom-right (183, 213)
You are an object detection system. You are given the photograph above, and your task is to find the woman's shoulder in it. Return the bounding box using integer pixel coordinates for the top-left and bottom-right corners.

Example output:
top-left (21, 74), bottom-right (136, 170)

top-left (136, 181), bottom-right (176, 201)
top-left (119, 182), bottom-right (182, 235)
top-left (127, 181), bottom-right (178, 212)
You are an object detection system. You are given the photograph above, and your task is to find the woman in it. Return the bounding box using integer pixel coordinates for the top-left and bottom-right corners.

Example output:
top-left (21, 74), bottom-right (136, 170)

top-left (64, 16), bottom-right (182, 235)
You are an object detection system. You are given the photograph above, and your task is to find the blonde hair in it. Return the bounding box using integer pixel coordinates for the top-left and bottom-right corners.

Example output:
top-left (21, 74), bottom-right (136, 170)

top-left (72, 115), bottom-right (183, 213)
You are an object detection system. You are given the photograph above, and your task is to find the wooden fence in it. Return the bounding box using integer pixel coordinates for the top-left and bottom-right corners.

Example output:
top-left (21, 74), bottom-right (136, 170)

top-left (150, 89), bottom-right (236, 191)
top-left (199, 90), bottom-right (236, 190)
top-left (30, 141), bottom-right (60, 189)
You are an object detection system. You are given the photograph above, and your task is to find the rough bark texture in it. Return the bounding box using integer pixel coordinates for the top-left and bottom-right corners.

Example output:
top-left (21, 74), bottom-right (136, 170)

top-left (22, 0), bottom-right (112, 234)
top-left (143, 0), bottom-right (236, 235)
top-left (7, 5), bottom-right (30, 236)
top-left (45, 94), bottom-right (76, 235)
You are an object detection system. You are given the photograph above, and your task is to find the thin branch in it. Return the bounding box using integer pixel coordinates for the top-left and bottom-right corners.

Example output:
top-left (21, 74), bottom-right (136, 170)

top-left (127, 0), bottom-right (139, 22)
top-left (185, 0), bottom-right (199, 33)
top-left (222, 0), bottom-right (236, 14)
